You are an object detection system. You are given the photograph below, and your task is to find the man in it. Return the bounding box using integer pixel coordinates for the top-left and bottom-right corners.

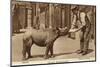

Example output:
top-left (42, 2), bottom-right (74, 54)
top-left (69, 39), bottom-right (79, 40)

top-left (69, 6), bottom-right (79, 39)
top-left (69, 6), bottom-right (91, 55)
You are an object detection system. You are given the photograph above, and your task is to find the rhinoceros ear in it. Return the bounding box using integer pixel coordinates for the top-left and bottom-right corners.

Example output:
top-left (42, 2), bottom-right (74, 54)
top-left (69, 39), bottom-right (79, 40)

top-left (58, 27), bottom-right (68, 31)
top-left (55, 27), bottom-right (60, 31)
top-left (64, 27), bottom-right (68, 29)
top-left (58, 27), bottom-right (62, 30)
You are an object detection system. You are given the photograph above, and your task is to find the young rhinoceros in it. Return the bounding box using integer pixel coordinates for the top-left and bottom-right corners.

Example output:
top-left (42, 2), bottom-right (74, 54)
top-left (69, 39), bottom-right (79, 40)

top-left (22, 27), bottom-right (68, 60)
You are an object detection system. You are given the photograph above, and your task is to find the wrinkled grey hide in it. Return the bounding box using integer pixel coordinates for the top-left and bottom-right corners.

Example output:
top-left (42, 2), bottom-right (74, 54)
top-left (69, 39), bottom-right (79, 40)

top-left (22, 27), bottom-right (68, 60)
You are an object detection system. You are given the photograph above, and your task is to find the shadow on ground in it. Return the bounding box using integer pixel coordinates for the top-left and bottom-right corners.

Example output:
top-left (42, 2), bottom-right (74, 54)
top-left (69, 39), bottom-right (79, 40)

top-left (26, 49), bottom-right (94, 60)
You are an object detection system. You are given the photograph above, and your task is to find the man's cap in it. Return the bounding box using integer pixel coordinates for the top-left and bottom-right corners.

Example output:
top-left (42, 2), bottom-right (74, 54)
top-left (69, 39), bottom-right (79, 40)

top-left (72, 6), bottom-right (79, 12)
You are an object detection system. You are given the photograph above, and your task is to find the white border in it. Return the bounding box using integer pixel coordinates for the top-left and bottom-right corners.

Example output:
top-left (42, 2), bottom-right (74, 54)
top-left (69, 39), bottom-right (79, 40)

top-left (12, 57), bottom-right (95, 66)
top-left (0, 0), bottom-right (100, 67)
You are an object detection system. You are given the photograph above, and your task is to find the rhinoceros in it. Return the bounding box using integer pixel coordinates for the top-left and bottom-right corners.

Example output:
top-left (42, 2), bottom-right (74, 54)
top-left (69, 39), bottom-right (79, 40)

top-left (22, 27), bottom-right (68, 60)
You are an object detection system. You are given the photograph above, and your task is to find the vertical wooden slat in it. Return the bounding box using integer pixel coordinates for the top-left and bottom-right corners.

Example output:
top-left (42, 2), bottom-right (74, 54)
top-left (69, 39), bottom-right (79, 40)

top-left (49, 4), bottom-right (52, 28)
top-left (65, 5), bottom-right (71, 29)
top-left (25, 7), bottom-right (27, 28)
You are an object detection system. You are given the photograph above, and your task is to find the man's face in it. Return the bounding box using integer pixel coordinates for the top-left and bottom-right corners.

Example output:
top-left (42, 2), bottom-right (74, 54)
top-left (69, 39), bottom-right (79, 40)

top-left (73, 10), bottom-right (78, 15)
top-left (75, 10), bottom-right (78, 14)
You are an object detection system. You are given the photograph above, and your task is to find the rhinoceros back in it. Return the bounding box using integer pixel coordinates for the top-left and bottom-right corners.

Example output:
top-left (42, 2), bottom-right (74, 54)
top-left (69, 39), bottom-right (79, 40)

top-left (23, 29), bottom-right (58, 47)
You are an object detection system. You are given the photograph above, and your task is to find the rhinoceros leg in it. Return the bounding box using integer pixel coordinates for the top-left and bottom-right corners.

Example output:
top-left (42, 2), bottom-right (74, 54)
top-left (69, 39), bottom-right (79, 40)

top-left (50, 44), bottom-right (54, 58)
top-left (26, 37), bottom-right (33, 59)
top-left (27, 47), bottom-right (32, 59)
top-left (44, 42), bottom-right (54, 59)
top-left (44, 44), bottom-right (50, 59)
top-left (22, 36), bottom-right (33, 60)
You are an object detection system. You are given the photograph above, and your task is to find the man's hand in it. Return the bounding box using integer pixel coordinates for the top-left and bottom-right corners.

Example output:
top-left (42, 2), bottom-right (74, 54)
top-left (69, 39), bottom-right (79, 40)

top-left (69, 28), bottom-right (78, 33)
top-left (69, 26), bottom-right (83, 33)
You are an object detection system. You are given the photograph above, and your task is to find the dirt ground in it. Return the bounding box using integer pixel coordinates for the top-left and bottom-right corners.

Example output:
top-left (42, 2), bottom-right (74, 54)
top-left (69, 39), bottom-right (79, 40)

top-left (12, 31), bottom-right (95, 65)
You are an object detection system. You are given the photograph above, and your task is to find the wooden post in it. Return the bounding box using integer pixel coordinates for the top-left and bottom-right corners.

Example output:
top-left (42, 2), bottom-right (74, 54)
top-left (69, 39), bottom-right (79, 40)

top-left (45, 5), bottom-right (49, 28)
top-left (26, 3), bottom-right (33, 29)
top-left (25, 6), bottom-right (27, 28)
top-left (31, 3), bottom-right (35, 28)
top-left (27, 9), bottom-right (32, 29)
top-left (62, 8), bottom-right (65, 28)
top-left (36, 3), bottom-right (40, 16)
top-left (49, 4), bottom-right (54, 28)
top-left (65, 5), bottom-right (71, 29)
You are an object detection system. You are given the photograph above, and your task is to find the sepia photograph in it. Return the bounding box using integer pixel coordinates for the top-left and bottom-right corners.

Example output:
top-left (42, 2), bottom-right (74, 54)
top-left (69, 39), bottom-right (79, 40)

top-left (11, 0), bottom-right (96, 66)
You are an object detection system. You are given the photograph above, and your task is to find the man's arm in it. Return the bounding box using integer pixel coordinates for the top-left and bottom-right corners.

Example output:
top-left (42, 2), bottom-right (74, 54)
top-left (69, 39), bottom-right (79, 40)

top-left (71, 14), bottom-right (77, 29)
top-left (69, 12), bottom-right (86, 33)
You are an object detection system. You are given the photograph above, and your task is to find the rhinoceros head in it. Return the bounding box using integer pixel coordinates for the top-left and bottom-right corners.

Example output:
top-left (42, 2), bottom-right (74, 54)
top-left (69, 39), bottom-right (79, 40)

top-left (56, 27), bottom-right (69, 36)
